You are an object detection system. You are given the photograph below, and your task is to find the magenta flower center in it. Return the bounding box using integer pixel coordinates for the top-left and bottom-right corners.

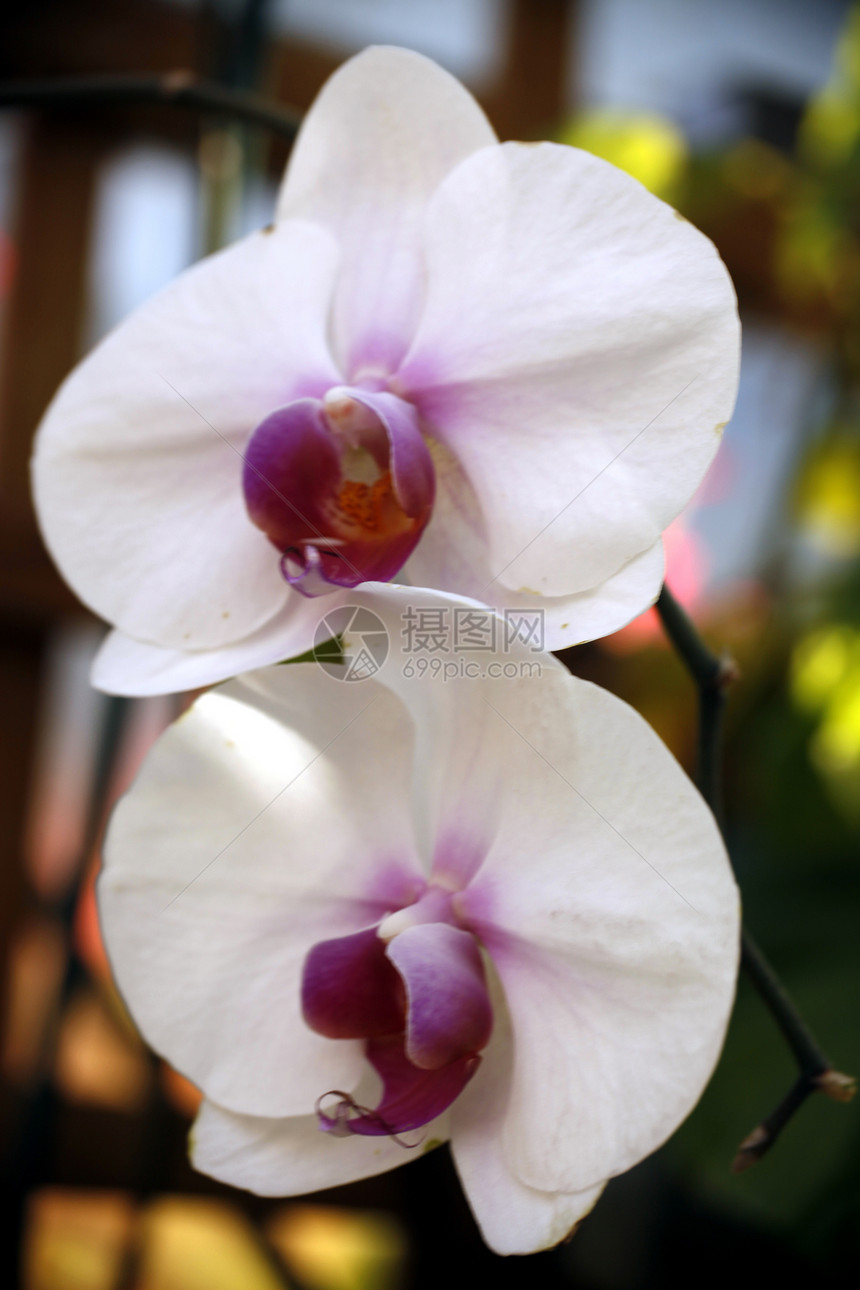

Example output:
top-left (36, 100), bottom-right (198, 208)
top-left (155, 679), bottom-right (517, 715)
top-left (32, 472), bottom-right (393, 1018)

top-left (242, 387), bottom-right (435, 597)
top-left (301, 884), bottom-right (492, 1137)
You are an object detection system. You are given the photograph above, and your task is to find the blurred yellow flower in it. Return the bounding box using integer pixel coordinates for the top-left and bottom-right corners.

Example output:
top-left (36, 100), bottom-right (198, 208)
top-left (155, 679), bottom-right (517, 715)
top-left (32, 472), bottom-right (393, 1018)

top-left (558, 109), bottom-right (687, 200)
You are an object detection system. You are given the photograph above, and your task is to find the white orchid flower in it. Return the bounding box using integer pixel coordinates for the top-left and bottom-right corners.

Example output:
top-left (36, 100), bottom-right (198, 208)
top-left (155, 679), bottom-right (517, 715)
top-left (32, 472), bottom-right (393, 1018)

top-left (33, 46), bottom-right (739, 697)
top-left (99, 587), bottom-right (739, 1254)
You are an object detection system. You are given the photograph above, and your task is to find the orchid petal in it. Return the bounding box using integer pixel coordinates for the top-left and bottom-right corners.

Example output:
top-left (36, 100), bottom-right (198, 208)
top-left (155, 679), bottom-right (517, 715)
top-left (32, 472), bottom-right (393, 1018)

top-left (192, 1097), bottom-right (451, 1196)
top-left (402, 444), bottom-right (666, 648)
top-left (333, 585), bottom-right (568, 877)
top-left (386, 923), bottom-right (492, 1070)
top-left (398, 142), bottom-right (739, 597)
top-left (33, 220), bottom-right (341, 651)
top-left (451, 999), bottom-right (604, 1255)
top-left (277, 46), bottom-right (496, 377)
top-left (459, 670), bottom-right (739, 1194)
top-left (99, 666), bottom-right (425, 1117)
top-left (472, 541), bottom-right (666, 651)
top-left (90, 588), bottom-right (354, 696)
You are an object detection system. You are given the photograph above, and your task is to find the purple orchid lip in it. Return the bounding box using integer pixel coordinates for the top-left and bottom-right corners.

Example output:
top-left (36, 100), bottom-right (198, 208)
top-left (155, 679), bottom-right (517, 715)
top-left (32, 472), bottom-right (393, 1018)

top-left (302, 927), bottom-right (405, 1040)
top-left (302, 892), bottom-right (493, 1138)
top-left (316, 1041), bottom-right (482, 1138)
top-left (242, 389), bottom-right (435, 597)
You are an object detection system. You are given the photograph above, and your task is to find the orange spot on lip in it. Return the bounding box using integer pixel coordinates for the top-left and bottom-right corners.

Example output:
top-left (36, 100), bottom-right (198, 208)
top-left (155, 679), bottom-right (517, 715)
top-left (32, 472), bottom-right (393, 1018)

top-left (335, 471), bottom-right (411, 537)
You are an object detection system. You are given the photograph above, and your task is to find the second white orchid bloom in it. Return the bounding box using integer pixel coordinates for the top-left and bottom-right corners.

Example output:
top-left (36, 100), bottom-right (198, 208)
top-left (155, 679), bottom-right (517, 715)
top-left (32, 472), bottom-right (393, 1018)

top-left (33, 46), bottom-right (739, 696)
top-left (99, 587), bottom-right (739, 1255)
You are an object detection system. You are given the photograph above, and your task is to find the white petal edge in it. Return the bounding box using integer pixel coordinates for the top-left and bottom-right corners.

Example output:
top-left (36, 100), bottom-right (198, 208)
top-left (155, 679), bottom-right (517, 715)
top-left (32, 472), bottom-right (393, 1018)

top-left (91, 586), bottom-right (358, 696)
top-left (192, 1098), bottom-right (451, 1197)
top-left (403, 444), bottom-right (666, 649)
top-left (451, 989), bottom-right (605, 1255)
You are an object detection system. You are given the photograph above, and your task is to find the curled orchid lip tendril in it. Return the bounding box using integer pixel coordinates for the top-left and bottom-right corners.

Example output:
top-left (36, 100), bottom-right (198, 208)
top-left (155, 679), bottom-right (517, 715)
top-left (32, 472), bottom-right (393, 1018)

top-left (315, 1091), bottom-right (424, 1149)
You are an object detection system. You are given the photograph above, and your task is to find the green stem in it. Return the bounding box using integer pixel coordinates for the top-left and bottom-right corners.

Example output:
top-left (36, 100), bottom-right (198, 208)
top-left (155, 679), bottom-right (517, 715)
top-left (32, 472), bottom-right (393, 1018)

top-left (655, 583), bottom-right (730, 822)
top-left (739, 929), bottom-right (829, 1076)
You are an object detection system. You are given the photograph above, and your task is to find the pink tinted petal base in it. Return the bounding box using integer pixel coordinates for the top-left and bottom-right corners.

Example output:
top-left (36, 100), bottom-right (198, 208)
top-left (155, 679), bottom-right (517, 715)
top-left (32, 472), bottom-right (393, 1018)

top-left (301, 927), bottom-right (405, 1040)
top-left (386, 923), bottom-right (493, 1070)
top-left (275, 47), bottom-right (496, 378)
top-left (318, 1037), bottom-right (482, 1138)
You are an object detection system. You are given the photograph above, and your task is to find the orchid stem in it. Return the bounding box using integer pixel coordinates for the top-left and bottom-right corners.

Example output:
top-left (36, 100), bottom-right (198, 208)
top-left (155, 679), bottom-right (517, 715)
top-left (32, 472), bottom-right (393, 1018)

top-left (0, 72), bottom-right (301, 141)
top-left (653, 581), bottom-right (737, 826)
top-left (654, 584), bottom-right (854, 1167)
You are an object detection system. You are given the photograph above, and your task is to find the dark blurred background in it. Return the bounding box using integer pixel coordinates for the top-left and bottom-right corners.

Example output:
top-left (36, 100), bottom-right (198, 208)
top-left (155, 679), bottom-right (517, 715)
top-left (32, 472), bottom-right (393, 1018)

top-left (1, 1), bottom-right (859, 1286)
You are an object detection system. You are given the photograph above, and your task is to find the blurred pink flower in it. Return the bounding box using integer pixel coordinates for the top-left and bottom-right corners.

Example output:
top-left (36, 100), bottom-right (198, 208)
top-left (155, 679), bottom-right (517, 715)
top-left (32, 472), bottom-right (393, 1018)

top-left (604, 515), bottom-right (707, 652)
